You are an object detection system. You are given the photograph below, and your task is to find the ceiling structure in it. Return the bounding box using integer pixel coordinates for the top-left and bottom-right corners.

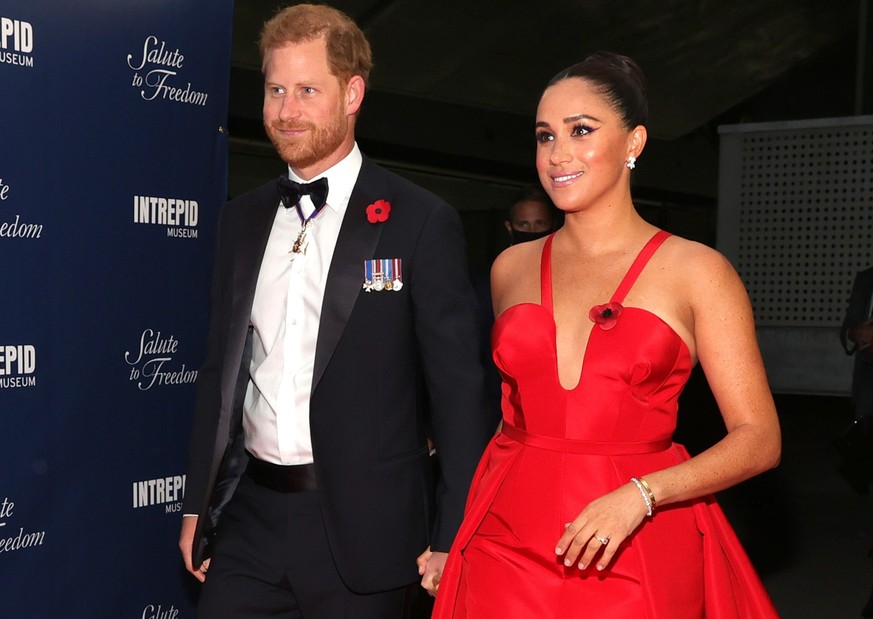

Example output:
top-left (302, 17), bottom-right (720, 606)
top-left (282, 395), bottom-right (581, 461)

top-left (226, 0), bottom-right (869, 214)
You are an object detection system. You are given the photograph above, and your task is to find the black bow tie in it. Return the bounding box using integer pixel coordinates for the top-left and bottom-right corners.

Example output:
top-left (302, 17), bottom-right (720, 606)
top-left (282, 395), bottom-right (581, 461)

top-left (277, 176), bottom-right (329, 212)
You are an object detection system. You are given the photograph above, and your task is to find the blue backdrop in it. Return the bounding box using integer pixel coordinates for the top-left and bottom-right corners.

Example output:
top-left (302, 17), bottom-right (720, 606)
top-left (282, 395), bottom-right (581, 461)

top-left (0, 1), bottom-right (233, 615)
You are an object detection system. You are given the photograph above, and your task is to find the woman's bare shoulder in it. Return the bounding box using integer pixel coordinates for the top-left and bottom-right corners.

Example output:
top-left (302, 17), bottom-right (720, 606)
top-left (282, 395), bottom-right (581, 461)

top-left (493, 238), bottom-right (545, 277)
top-left (491, 238), bottom-right (547, 312)
top-left (657, 234), bottom-right (753, 325)
top-left (661, 235), bottom-right (738, 279)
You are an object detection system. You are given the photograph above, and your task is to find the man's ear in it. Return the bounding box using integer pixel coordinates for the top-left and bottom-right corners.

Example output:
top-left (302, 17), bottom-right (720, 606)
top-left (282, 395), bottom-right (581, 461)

top-left (346, 75), bottom-right (365, 115)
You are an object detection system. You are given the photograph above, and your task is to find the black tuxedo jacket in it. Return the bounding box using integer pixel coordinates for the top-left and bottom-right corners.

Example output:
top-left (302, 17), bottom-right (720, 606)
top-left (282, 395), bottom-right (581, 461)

top-left (183, 157), bottom-right (492, 593)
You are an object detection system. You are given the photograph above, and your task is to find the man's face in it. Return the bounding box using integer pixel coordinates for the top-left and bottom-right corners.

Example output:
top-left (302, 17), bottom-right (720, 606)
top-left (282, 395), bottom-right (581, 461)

top-left (508, 199), bottom-right (553, 233)
top-left (262, 37), bottom-right (359, 179)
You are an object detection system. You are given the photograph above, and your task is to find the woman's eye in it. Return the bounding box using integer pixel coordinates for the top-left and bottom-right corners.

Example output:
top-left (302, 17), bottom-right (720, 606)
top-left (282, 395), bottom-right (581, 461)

top-left (535, 131), bottom-right (554, 144)
top-left (572, 124), bottom-right (595, 136)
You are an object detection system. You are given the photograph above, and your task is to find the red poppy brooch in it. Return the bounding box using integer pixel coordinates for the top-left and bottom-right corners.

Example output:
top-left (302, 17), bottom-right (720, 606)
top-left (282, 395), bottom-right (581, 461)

top-left (589, 302), bottom-right (623, 330)
top-left (366, 199), bottom-right (391, 223)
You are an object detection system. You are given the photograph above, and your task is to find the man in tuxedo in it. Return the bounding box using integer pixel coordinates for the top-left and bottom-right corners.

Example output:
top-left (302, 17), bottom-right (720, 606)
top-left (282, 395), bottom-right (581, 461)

top-left (178, 4), bottom-right (492, 617)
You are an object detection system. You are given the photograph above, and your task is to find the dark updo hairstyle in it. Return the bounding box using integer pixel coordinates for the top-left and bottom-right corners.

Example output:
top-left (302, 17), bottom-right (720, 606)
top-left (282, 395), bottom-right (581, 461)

top-left (546, 52), bottom-right (647, 130)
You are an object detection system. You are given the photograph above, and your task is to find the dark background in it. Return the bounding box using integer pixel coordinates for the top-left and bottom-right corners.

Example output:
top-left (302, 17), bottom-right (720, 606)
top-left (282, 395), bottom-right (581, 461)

top-left (226, 0), bottom-right (873, 266)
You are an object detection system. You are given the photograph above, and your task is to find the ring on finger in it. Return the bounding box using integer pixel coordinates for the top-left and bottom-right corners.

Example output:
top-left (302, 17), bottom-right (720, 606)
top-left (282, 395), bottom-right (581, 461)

top-left (594, 534), bottom-right (610, 545)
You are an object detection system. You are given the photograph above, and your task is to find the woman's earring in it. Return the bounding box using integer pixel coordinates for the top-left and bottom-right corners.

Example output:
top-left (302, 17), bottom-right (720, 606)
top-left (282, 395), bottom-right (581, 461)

top-left (626, 155), bottom-right (636, 170)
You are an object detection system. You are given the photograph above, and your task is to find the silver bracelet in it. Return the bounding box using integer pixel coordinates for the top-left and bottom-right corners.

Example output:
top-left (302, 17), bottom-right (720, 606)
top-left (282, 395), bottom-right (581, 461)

top-left (630, 477), bottom-right (653, 516)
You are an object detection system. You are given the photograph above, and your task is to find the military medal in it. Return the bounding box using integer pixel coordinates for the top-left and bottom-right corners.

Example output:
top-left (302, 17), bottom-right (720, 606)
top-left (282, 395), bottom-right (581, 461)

top-left (372, 259), bottom-right (384, 291)
top-left (287, 199), bottom-right (326, 257)
top-left (363, 258), bottom-right (403, 292)
top-left (391, 258), bottom-right (403, 291)
top-left (363, 259), bottom-right (373, 291)
top-left (276, 176), bottom-right (329, 258)
top-left (291, 220), bottom-right (310, 254)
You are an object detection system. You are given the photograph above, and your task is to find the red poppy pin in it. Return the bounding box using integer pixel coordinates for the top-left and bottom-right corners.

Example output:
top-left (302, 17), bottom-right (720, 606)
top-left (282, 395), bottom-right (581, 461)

top-left (366, 199), bottom-right (391, 223)
top-left (589, 302), bottom-right (623, 330)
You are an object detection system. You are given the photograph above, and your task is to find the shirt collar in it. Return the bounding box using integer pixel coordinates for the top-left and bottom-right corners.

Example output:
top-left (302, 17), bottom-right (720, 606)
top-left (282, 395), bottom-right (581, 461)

top-left (286, 143), bottom-right (362, 214)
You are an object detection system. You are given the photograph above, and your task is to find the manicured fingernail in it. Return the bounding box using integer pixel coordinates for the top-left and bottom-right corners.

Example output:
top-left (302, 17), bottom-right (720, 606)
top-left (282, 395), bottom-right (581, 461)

top-left (555, 547), bottom-right (563, 555)
top-left (564, 558), bottom-right (572, 566)
top-left (577, 562), bottom-right (585, 569)
top-left (596, 564), bottom-right (605, 571)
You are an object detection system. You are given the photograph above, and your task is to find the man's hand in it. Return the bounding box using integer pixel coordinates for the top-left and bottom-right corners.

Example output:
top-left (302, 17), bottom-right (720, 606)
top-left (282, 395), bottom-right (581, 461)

top-left (179, 515), bottom-right (210, 582)
top-left (416, 547), bottom-right (448, 597)
top-left (852, 319), bottom-right (873, 350)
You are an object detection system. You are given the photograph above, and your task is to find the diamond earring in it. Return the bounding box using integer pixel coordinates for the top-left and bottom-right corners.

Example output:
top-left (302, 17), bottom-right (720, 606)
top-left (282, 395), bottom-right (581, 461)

top-left (626, 155), bottom-right (636, 170)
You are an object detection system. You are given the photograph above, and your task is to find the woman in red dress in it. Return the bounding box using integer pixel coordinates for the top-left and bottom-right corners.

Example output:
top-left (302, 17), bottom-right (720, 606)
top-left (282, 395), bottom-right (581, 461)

top-left (424, 52), bottom-right (782, 618)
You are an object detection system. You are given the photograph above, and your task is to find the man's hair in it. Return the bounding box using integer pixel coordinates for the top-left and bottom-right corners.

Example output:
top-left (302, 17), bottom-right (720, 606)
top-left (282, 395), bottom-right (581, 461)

top-left (259, 3), bottom-right (373, 86)
top-left (506, 185), bottom-right (556, 223)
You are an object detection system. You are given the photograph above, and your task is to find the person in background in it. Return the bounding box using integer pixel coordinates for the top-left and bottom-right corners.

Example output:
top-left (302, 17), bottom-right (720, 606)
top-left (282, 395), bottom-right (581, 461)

top-left (430, 51), bottom-right (781, 618)
top-left (178, 4), bottom-right (492, 617)
top-left (840, 265), bottom-right (873, 421)
top-left (837, 265), bottom-right (873, 618)
top-left (503, 185), bottom-right (561, 245)
top-left (835, 265), bottom-right (873, 496)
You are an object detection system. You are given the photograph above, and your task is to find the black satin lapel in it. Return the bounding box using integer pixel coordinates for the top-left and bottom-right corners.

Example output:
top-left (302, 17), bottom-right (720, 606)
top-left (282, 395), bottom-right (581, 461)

top-left (223, 189), bottom-right (278, 391)
top-left (312, 167), bottom-right (383, 391)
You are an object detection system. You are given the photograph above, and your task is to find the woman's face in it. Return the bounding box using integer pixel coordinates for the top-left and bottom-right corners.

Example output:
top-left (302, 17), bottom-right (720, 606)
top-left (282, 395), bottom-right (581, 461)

top-left (535, 77), bottom-right (640, 213)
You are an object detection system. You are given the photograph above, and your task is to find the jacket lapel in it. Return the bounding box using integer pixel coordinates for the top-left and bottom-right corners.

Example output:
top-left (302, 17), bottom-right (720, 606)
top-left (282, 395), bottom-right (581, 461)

top-left (312, 159), bottom-right (384, 392)
top-left (232, 191), bottom-right (276, 314)
top-left (221, 183), bottom-right (279, 400)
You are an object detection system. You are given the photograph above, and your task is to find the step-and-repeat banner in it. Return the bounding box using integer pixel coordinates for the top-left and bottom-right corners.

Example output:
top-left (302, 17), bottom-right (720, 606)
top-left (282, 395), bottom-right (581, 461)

top-left (1, 1), bottom-right (233, 614)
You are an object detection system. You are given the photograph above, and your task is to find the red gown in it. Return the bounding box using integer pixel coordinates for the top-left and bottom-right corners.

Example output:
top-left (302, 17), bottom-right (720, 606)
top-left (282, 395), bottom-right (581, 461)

top-left (433, 230), bottom-right (779, 618)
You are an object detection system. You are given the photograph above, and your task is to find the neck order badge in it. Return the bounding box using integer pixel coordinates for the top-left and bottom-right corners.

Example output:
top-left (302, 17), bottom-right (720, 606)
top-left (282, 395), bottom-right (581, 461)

top-left (277, 176), bottom-right (329, 254)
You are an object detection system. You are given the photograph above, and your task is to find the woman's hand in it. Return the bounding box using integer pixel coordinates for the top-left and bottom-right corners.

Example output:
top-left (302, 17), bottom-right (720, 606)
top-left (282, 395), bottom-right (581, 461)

top-left (554, 482), bottom-right (649, 571)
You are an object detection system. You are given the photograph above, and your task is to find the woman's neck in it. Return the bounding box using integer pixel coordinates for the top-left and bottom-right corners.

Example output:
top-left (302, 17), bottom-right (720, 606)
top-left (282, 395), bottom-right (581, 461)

top-left (556, 204), bottom-right (653, 256)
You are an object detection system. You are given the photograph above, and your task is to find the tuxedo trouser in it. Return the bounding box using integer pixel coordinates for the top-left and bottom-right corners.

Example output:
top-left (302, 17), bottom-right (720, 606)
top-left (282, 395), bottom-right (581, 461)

top-left (851, 359), bottom-right (873, 418)
top-left (197, 472), bottom-right (415, 619)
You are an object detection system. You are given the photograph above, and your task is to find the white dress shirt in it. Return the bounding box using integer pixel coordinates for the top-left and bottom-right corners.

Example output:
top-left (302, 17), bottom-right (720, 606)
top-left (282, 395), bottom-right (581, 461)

top-left (243, 144), bottom-right (363, 465)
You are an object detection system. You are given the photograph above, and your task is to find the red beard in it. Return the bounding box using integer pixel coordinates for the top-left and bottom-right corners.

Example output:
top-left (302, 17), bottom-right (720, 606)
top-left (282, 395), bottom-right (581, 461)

top-left (266, 112), bottom-right (348, 171)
